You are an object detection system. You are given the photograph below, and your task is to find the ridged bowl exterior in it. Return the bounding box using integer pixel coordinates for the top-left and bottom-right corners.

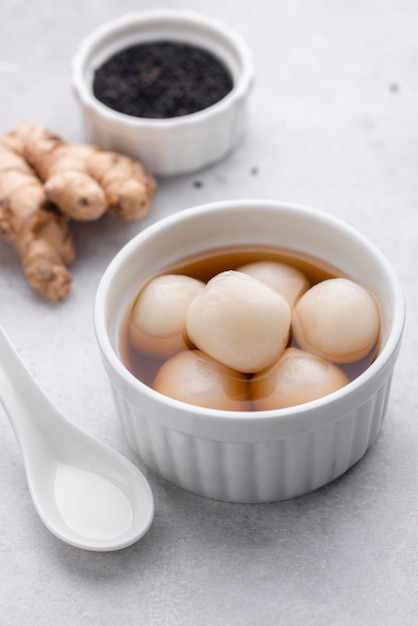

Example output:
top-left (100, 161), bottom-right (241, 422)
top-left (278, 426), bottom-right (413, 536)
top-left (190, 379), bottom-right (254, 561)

top-left (94, 200), bottom-right (405, 503)
top-left (110, 374), bottom-right (394, 503)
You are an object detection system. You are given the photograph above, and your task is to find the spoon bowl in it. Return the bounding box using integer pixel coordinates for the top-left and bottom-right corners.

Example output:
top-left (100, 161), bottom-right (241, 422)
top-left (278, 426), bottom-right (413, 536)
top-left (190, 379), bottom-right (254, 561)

top-left (0, 325), bottom-right (154, 551)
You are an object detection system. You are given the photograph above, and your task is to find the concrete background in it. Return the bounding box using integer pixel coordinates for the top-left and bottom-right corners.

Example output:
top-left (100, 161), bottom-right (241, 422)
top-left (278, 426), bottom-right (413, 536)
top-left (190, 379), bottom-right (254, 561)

top-left (0, 1), bottom-right (417, 624)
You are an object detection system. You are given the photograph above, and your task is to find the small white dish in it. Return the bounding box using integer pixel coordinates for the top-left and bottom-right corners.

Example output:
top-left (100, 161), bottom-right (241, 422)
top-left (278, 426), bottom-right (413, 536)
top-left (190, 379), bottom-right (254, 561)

top-left (71, 10), bottom-right (254, 176)
top-left (94, 200), bottom-right (405, 503)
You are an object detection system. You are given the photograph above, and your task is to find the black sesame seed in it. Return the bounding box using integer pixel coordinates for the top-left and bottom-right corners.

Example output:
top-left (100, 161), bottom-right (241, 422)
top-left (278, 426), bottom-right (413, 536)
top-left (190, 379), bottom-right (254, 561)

top-left (93, 41), bottom-right (234, 119)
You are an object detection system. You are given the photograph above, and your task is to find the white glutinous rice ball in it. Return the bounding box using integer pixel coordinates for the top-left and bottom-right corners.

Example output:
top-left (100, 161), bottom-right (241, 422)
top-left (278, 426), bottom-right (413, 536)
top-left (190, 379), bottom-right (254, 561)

top-left (238, 261), bottom-right (310, 307)
top-left (292, 278), bottom-right (380, 363)
top-left (186, 270), bottom-right (291, 373)
top-left (153, 349), bottom-right (251, 411)
top-left (252, 347), bottom-right (349, 410)
top-left (130, 274), bottom-right (205, 358)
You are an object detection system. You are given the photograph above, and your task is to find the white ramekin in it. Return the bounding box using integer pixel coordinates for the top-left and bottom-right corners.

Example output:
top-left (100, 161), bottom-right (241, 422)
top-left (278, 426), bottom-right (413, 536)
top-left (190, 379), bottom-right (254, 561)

top-left (71, 10), bottom-right (254, 176)
top-left (94, 200), bottom-right (405, 503)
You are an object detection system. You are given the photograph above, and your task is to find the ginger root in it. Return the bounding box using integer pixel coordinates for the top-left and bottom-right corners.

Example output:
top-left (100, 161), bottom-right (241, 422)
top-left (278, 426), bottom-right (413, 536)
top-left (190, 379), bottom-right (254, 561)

top-left (0, 123), bottom-right (156, 300)
top-left (0, 133), bottom-right (75, 301)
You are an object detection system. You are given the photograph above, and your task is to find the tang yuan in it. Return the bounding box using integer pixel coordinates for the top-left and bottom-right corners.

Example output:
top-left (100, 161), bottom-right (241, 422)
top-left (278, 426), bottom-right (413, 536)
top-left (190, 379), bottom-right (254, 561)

top-left (153, 349), bottom-right (251, 411)
top-left (238, 261), bottom-right (310, 307)
top-left (130, 274), bottom-right (204, 358)
top-left (292, 278), bottom-right (380, 363)
top-left (186, 270), bottom-right (291, 373)
top-left (252, 347), bottom-right (349, 410)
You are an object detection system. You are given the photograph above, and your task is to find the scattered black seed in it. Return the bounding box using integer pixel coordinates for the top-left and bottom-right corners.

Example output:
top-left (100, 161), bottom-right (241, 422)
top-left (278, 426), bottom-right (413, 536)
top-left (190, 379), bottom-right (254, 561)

top-left (93, 41), bottom-right (234, 119)
top-left (193, 180), bottom-right (204, 188)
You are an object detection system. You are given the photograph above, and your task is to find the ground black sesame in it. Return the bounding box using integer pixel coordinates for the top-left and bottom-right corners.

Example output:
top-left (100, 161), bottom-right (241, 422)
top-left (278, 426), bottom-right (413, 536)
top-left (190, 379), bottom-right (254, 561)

top-left (93, 41), bottom-right (234, 119)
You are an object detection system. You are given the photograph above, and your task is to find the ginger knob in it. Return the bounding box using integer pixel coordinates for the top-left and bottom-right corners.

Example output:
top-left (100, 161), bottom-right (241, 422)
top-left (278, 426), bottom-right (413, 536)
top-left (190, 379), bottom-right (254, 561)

top-left (0, 123), bottom-right (156, 300)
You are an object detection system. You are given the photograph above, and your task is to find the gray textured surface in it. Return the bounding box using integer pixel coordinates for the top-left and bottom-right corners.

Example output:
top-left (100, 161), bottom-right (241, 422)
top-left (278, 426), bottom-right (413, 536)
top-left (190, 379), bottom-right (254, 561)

top-left (0, 1), bottom-right (417, 624)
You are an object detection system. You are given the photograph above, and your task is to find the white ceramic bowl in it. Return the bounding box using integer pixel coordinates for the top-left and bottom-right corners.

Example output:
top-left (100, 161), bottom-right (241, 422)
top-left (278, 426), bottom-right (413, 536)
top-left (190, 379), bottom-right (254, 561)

top-left (94, 200), bottom-right (405, 503)
top-left (71, 10), bottom-right (254, 176)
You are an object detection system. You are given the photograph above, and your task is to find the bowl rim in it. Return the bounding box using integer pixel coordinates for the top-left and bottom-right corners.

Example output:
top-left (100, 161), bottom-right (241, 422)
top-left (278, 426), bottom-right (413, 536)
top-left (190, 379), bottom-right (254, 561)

top-left (94, 199), bottom-right (405, 434)
top-left (71, 8), bottom-right (255, 129)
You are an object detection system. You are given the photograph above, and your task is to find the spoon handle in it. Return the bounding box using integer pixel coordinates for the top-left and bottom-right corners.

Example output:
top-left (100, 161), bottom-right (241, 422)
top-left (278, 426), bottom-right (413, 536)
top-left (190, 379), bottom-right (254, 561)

top-left (0, 325), bottom-right (55, 452)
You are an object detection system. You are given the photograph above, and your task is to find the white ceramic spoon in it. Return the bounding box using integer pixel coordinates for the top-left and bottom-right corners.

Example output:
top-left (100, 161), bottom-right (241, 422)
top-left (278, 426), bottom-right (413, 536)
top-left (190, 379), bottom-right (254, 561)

top-left (0, 325), bottom-right (154, 551)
